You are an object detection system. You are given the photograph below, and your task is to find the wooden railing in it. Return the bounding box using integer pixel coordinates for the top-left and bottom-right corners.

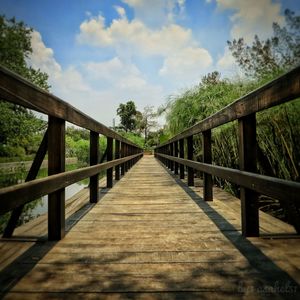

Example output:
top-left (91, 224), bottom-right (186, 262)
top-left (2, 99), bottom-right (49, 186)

top-left (0, 66), bottom-right (143, 240)
top-left (155, 66), bottom-right (300, 237)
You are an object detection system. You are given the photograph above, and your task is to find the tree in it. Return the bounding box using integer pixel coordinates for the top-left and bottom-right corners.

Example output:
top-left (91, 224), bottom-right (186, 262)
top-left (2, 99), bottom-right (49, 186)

top-left (228, 9), bottom-right (300, 79)
top-left (138, 106), bottom-right (158, 146)
top-left (0, 16), bottom-right (49, 158)
top-left (116, 100), bottom-right (137, 132)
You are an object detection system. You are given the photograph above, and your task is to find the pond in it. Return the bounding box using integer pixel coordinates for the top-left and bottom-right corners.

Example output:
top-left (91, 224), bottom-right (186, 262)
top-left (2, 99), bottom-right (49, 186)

top-left (0, 164), bottom-right (101, 233)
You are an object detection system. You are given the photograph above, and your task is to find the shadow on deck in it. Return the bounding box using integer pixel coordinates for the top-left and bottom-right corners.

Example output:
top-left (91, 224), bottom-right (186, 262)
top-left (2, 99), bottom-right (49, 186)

top-left (0, 156), bottom-right (299, 299)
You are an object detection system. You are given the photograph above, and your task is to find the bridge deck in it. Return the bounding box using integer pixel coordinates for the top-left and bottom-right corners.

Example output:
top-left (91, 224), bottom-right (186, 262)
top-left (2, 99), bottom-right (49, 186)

top-left (0, 156), bottom-right (299, 299)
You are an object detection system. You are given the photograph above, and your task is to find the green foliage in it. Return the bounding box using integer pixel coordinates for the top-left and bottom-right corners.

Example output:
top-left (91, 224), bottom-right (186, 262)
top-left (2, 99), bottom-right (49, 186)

top-left (165, 72), bottom-right (257, 136)
top-left (0, 101), bottom-right (46, 158)
top-left (117, 100), bottom-right (137, 132)
top-left (0, 15), bottom-right (49, 160)
top-left (228, 9), bottom-right (300, 79)
top-left (0, 15), bottom-right (50, 89)
top-left (119, 131), bottom-right (144, 148)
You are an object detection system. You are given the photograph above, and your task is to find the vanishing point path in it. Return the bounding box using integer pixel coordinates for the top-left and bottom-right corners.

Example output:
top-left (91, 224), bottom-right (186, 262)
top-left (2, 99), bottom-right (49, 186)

top-left (1, 155), bottom-right (300, 299)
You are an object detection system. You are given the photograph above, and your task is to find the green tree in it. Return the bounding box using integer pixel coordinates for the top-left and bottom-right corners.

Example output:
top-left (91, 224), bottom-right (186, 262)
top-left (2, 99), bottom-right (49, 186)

top-left (0, 16), bottom-right (49, 158)
top-left (138, 106), bottom-right (158, 146)
top-left (117, 100), bottom-right (137, 132)
top-left (228, 9), bottom-right (300, 79)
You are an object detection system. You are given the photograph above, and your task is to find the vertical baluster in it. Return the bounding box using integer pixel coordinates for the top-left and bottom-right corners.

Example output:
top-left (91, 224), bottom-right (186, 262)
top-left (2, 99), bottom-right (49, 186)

top-left (203, 130), bottom-right (213, 201)
top-left (107, 137), bottom-right (113, 188)
top-left (90, 131), bottom-right (99, 203)
top-left (179, 139), bottom-right (185, 179)
top-left (174, 141), bottom-right (178, 175)
top-left (48, 116), bottom-right (65, 240)
top-left (187, 135), bottom-right (194, 186)
top-left (239, 114), bottom-right (259, 237)
top-left (115, 140), bottom-right (120, 180)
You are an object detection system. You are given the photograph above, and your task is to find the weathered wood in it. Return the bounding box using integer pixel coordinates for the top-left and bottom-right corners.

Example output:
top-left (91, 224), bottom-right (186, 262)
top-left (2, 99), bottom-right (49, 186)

top-left (187, 135), bottom-right (194, 186)
top-left (0, 66), bottom-right (140, 148)
top-left (174, 141), bottom-right (179, 175)
top-left (239, 114), bottom-right (259, 237)
top-left (48, 116), bottom-right (65, 241)
top-left (157, 65), bottom-right (300, 146)
top-left (156, 153), bottom-right (300, 205)
top-left (1, 156), bottom-right (299, 299)
top-left (0, 154), bottom-right (142, 215)
top-left (203, 130), bottom-right (212, 201)
top-left (179, 139), bottom-right (185, 179)
top-left (115, 140), bottom-right (120, 180)
top-left (170, 143), bottom-right (174, 171)
top-left (89, 131), bottom-right (99, 203)
top-left (2, 129), bottom-right (49, 238)
top-left (106, 137), bottom-right (113, 188)
top-left (121, 143), bottom-right (125, 176)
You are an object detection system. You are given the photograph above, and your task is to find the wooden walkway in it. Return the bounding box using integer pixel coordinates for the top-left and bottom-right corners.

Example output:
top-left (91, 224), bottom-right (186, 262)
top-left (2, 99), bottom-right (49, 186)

top-left (1, 156), bottom-right (300, 299)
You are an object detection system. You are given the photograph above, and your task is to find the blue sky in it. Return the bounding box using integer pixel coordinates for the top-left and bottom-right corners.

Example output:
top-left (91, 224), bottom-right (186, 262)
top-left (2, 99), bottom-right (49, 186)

top-left (1, 0), bottom-right (299, 126)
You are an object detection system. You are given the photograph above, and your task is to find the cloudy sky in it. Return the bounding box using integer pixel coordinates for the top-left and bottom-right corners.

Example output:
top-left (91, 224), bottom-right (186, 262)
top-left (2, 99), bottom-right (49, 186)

top-left (1, 0), bottom-right (299, 127)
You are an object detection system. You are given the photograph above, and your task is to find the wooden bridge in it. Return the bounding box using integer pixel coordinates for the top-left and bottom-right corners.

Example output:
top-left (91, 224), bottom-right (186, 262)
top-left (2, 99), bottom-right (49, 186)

top-left (1, 66), bottom-right (300, 299)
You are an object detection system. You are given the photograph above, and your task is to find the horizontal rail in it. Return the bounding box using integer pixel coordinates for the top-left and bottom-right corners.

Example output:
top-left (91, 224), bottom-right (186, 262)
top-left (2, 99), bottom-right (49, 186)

top-left (0, 153), bottom-right (142, 215)
top-left (156, 153), bottom-right (300, 204)
top-left (158, 66), bottom-right (300, 146)
top-left (0, 66), bottom-right (138, 147)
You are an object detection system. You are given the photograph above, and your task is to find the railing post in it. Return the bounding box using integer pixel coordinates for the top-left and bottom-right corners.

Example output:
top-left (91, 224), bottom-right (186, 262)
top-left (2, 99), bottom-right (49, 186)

top-left (187, 135), bottom-right (194, 186)
top-left (174, 141), bottom-right (178, 175)
top-left (90, 131), bottom-right (99, 203)
top-left (203, 130), bottom-right (213, 201)
top-left (107, 137), bottom-right (113, 188)
top-left (125, 144), bottom-right (129, 172)
top-left (115, 140), bottom-right (120, 180)
top-left (48, 116), bottom-right (65, 241)
top-left (121, 142), bottom-right (125, 176)
top-left (239, 114), bottom-right (259, 237)
top-left (179, 139), bottom-right (185, 179)
top-left (170, 143), bottom-right (174, 172)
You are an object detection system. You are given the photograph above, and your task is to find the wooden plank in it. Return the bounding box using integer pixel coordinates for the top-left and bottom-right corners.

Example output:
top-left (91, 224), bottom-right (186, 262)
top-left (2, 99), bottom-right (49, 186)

top-left (187, 135), bottom-right (194, 186)
top-left (179, 139), bottom-right (185, 179)
top-left (238, 114), bottom-right (259, 237)
top-left (48, 116), bottom-right (65, 240)
top-left (106, 137), bottom-right (113, 188)
top-left (157, 65), bottom-right (300, 145)
top-left (203, 130), bottom-right (212, 201)
top-left (115, 140), bottom-right (120, 180)
top-left (174, 141), bottom-right (179, 175)
top-left (155, 153), bottom-right (300, 204)
top-left (0, 66), bottom-right (140, 148)
top-left (89, 131), bottom-right (99, 203)
top-left (0, 154), bottom-right (142, 215)
top-left (1, 156), bottom-right (300, 298)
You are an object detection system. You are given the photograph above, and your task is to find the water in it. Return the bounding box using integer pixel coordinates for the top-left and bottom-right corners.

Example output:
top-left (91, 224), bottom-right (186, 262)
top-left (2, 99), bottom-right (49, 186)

top-left (31, 182), bottom-right (88, 218)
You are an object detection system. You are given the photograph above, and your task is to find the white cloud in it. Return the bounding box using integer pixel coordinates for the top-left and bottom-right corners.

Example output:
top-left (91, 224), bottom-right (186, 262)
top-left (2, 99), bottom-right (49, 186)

top-left (27, 30), bottom-right (165, 125)
top-left (114, 6), bottom-right (126, 19)
top-left (121, 0), bottom-right (185, 26)
top-left (27, 30), bottom-right (61, 81)
top-left (159, 47), bottom-right (213, 82)
top-left (77, 15), bottom-right (195, 57)
top-left (215, 0), bottom-right (284, 42)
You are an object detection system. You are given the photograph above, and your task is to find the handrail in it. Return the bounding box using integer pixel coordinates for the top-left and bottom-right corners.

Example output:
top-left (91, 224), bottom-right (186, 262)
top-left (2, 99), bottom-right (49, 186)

top-left (0, 66), bottom-right (137, 147)
top-left (158, 65), bottom-right (300, 146)
top-left (0, 154), bottom-right (141, 214)
top-left (0, 65), bottom-right (143, 240)
top-left (155, 66), bottom-right (300, 237)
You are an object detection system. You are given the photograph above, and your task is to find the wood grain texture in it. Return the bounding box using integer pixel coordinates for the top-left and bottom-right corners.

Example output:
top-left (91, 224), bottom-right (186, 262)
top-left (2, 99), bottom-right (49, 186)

top-left (0, 156), bottom-right (299, 299)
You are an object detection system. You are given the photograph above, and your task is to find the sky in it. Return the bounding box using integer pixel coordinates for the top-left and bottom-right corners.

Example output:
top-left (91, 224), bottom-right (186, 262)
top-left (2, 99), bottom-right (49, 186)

top-left (1, 0), bottom-right (299, 127)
